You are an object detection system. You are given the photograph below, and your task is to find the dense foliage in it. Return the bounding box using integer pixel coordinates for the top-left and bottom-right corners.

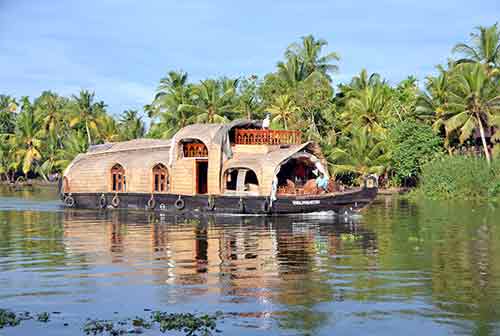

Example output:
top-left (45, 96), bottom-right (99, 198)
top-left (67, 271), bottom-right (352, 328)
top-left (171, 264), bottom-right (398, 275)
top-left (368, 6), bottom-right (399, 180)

top-left (1, 25), bottom-right (500, 190)
top-left (389, 121), bottom-right (443, 186)
top-left (419, 156), bottom-right (500, 200)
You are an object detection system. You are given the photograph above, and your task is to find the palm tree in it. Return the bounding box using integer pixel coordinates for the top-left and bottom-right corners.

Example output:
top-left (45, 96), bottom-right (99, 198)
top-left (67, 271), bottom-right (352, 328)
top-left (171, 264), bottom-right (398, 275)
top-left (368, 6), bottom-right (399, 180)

top-left (342, 85), bottom-right (392, 138)
top-left (276, 55), bottom-right (308, 89)
top-left (69, 90), bottom-right (106, 145)
top-left (180, 79), bottom-right (237, 123)
top-left (328, 129), bottom-right (390, 183)
top-left (34, 91), bottom-right (65, 135)
top-left (0, 94), bottom-right (17, 134)
top-left (285, 35), bottom-right (340, 79)
top-left (14, 97), bottom-right (43, 176)
top-left (36, 132), bottom-right (61, 181)
top-left (267, 95), bottom-right (299, 130)
top-left (153, 71), bottom-right (195, 133)
top-left (453, 23), bottom-right (500, 73)
top-left (439, 63), bottom-right (500, 163)
top-left (56, 131), bottom-right (88, 170)
top-left (119, 109), bottom-right (145, 140)
top-left (98, 115), bottom-right (120, 143)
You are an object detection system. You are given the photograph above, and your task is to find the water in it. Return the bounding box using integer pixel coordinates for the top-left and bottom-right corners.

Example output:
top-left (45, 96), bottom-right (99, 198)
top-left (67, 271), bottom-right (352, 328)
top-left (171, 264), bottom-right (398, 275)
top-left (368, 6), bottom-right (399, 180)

top-left (0, 186), bottom-right (499, 335)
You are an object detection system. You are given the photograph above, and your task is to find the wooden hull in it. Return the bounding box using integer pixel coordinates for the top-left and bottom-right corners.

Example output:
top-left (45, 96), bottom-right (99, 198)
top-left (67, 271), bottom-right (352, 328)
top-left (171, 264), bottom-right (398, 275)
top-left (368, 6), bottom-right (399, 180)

top-left (61, 188), bottom-right (378, 215)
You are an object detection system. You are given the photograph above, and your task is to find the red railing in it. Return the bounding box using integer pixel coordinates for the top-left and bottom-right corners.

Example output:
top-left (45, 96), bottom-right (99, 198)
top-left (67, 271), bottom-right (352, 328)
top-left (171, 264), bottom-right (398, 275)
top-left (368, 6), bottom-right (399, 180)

top-left (183, 143), bottom-right (208, 157)
top-left (235, 129), bottom-right (302, 145)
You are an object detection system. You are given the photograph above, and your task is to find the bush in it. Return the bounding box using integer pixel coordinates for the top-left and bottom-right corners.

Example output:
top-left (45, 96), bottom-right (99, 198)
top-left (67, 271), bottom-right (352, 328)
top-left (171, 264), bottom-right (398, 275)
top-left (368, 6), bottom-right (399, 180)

top-left (389, 120), bottom-right (443, 186)
top-left (419, 155), bottom-right (500, 200)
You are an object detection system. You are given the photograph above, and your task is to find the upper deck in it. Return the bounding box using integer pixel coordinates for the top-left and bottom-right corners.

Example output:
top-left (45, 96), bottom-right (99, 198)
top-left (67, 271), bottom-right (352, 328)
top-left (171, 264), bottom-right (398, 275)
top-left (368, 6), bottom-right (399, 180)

top-left (234, 129), bottom-right (302, 145)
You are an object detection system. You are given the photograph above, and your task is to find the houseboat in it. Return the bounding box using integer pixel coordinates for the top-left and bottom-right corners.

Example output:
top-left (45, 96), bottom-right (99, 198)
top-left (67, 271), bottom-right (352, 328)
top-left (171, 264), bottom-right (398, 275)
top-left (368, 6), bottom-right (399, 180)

top-left (60, 120), bottom-right (378, 214)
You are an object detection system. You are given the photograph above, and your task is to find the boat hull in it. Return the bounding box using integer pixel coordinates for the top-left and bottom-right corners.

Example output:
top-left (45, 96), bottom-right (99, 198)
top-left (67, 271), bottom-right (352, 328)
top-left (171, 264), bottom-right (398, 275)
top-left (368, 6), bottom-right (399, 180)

top-left (61, 188), bottom-right (378, 215)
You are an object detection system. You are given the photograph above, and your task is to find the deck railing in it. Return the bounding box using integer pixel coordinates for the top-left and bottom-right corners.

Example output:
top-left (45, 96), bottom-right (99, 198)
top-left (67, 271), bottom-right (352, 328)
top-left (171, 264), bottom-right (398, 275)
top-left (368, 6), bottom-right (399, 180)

top-left (183, 143), bottom-right (208, 157)
top-left (235, 129), bottom-right (302, 145)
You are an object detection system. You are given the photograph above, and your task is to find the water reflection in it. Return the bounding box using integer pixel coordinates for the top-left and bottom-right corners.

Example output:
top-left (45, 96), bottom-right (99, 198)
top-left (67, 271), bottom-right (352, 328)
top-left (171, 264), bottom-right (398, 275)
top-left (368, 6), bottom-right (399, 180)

top-left (0, 191), bottom-right (499, 335)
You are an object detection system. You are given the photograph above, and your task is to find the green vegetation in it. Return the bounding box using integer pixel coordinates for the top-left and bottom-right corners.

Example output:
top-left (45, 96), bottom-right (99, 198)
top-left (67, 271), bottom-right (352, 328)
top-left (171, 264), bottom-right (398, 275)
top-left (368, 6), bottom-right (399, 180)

top-left (1, 25), bottom-right (500, 193)
top-left (418, 156), bottom-right (500, 200)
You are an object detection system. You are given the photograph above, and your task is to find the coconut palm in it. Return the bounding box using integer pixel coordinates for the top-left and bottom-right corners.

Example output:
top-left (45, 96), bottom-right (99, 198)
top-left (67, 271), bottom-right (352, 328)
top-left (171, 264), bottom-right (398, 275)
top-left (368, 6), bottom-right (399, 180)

top-left (56, 131), bottom-right (88, 170)
top-left (98, 115), bottom-right (120, 143)
top-left (328, 129), bottom-right (390, 182)
top-left (285, 34), bottom-right (340, 79)
top-left (34, 91), bottom-right (65, 136)
top-left (153, 71), bottom-right (196, 132)
top-left (439, 63), bottom-right (500, 163)
top-left (453, 23), bottom-right (500, 72)
top-left (0, 94), bottom-right (17, 134)
top-left (13, 97), bottom-right (43, 176)
top-left (69, 90), bottom-right (106, 145)
top-left (267, 95), bottom-right (299, 130)
top-left (341, 85), bottom-right (392, 138)
top-left (119, 109), bottom-right (145, 140)
top-left (180, 79), bottom-right (237, 123)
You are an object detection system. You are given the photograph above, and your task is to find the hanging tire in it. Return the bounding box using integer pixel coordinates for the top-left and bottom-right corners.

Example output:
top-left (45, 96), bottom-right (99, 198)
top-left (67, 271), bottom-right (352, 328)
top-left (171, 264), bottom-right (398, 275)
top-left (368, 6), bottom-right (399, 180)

top-left (238, 197), bottom-right (245, 213)
top-left (174, 197), bottom-right (185, 210)
top-left (262, 199), bottom-right (270, 213)
top-left (147, 195), bottom-right (156, 209)
top-left (111, 194), bottom-right (120, 208)
top-left (207, 195), bottom-right (215, 211)
top-left (64, 195), bottom-right (75, 207)
top-left (99, 194), bottom-right (107, 209)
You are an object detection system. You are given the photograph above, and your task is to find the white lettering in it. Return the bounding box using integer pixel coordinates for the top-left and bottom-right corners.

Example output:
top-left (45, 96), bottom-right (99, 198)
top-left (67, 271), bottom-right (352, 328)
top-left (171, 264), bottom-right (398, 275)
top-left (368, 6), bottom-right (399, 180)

top-left (292, 200), bottom-right (321, 206)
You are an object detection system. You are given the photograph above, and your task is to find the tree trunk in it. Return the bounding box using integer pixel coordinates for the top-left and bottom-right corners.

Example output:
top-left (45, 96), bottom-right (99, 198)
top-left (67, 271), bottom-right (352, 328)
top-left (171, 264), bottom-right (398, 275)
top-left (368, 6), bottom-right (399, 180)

top-left (284, 115), bottom-right (288, 130)
top-left (476, 113), bottom-right (491, 165)
top-left (85, 121), bottom-right (92, 145)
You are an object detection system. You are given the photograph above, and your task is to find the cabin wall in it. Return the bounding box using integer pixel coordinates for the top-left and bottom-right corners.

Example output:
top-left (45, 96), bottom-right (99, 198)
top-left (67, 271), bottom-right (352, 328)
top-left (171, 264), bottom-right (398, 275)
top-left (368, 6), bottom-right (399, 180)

top-left (64, 147), bottom-right (171, 193)
top-left (207, 144), bottom-right (222, 194)
top-left (170, 158), bottom-right (196, 195)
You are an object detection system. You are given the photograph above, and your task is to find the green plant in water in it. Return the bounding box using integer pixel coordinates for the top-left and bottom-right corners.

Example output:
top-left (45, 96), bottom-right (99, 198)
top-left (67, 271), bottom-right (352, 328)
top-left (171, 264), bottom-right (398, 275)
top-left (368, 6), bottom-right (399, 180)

top-left (151, 311), bottom-right (222, 336)
top-left (37, 312), bottom-right (50, 322)
top-left (0, 309), bottom-right (20, 329)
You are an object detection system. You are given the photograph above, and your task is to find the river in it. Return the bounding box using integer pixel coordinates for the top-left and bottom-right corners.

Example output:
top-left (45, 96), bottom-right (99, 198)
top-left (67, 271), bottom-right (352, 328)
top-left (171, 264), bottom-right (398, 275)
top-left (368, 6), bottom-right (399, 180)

top-left (0, 186), bottom-right (499, 335)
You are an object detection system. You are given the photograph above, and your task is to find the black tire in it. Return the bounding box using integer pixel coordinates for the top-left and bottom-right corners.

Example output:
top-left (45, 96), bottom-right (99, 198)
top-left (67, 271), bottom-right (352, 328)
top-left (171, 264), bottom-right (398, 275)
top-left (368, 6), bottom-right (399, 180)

top-left (111, 195), bottom-right (120, 208)
top-left (238, 198), bottom-right (245, 213)
top-left (99, 194), bottom-right (107, 209)
top-left (64, 195), bottom-right (75, 207)
top-left (174, 197), bottom-right (185, 210)
top-left (207, 196), bottom-right (215, 211)
top-left (147, 196), bottom-right (156, 209)
top-left (262, 199), bottom-right (270, 213)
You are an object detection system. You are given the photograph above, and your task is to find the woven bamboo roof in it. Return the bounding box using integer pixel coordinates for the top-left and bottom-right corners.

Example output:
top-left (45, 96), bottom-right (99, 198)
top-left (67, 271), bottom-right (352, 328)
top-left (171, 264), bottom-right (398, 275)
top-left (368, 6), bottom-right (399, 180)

top-left (87, 138), bottom-right (171, 155)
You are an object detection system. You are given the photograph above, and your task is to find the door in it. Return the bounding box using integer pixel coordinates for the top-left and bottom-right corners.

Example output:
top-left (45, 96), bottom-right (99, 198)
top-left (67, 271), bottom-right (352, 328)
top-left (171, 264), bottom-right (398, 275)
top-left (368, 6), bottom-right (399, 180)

top-left (196, 160), bottom-right (208, 194)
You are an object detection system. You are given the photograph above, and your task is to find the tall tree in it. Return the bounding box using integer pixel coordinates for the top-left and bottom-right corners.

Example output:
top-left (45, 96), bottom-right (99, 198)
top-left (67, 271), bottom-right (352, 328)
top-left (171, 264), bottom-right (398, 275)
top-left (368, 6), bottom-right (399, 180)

top-left (453, 23), bottom-right (500, 73)
top-left (69, 90), bottom-right (106, 145)
top-left (119, 109), bottom-right (145, 140)
top-left (0, 94), bottom-right (17, 134)
top-left (285, 34), bottom-right (340, 79)
top-left (267, 95), bottom-right (299, 130)
top-left (13, 97), bottom-right (43, 176)
top-left (439, 63), bottom-right (500, 163)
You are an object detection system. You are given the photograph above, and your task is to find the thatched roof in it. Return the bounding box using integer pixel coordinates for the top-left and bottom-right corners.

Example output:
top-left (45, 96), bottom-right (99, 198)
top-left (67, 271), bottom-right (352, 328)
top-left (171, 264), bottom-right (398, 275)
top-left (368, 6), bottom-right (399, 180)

top-left (87, 138), bottom-right (171, 155)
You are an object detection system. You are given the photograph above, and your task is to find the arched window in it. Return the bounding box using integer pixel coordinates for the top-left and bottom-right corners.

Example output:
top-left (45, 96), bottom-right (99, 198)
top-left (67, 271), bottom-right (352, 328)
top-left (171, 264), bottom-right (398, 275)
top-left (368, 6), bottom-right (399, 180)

top-left (152, 164), bottom-right (169, 192)
top-left (111, 164), bottom-right (126, 192)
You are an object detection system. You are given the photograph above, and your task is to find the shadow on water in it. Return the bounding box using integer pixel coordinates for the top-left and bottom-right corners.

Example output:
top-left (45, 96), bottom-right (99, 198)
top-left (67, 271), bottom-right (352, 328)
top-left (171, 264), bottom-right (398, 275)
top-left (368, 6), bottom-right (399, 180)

top-left (0, 187), bottom-right (499, 335)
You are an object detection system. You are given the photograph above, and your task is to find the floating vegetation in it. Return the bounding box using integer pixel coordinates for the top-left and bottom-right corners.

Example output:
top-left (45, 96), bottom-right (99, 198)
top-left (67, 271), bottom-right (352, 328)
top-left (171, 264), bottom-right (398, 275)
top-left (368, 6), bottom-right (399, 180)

top-left (37, 312), bottom-right (51, 322)
top-left (0, 309), bottom-right (223, 335)
top-left (0, 309), bottom-right (20, 329)
top-left (151, 311), bottom-right (222, 335)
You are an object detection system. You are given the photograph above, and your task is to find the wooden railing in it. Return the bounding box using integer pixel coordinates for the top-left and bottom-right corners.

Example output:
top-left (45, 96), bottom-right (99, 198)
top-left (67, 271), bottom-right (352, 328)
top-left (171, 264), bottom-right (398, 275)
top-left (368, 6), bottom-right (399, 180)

top-left (235, 129), bottom-right (302, 145)
top-left (183, 143), bottom-right (208, 157)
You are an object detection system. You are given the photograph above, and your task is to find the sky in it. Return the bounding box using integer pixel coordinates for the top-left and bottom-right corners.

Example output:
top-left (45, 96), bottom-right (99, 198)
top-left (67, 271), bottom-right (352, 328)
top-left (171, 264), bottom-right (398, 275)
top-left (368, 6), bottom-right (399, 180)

top-left (0, 0), bottom-right (499, 116)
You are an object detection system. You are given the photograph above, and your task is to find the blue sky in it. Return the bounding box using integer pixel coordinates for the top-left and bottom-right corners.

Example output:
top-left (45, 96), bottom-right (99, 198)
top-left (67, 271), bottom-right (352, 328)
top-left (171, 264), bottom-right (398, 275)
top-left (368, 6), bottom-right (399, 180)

top-left (0, 0), bottom-right (498, 116)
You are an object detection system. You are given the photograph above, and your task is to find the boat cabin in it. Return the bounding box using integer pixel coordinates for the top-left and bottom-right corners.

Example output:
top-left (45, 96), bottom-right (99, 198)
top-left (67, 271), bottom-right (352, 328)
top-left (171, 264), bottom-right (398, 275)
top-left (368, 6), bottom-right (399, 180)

top-left (62, 120), bottom-right (330, 199)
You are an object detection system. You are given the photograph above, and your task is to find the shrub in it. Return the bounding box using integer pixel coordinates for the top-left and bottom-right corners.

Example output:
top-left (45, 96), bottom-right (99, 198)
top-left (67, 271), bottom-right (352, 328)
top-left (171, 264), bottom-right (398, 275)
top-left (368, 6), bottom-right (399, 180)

top-left (419, 155), bottom-right (500, 200)
top-left (389, 120), bottom-right (443, 186)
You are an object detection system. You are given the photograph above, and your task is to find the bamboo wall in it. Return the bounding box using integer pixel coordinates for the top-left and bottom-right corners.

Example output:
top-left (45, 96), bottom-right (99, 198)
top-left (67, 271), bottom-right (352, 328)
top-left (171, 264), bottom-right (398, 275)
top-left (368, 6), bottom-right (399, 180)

top-left (170, 158), bottom-right (196, 195)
